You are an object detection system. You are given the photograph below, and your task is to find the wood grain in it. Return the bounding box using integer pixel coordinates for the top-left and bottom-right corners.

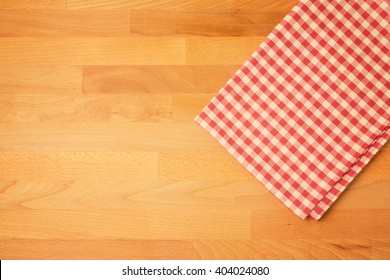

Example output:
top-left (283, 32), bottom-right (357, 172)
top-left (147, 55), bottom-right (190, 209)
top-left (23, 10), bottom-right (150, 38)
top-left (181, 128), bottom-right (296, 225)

top-left (83, 66), bottom-right (238, 94)
top-left (0, 240), bottom-right (193, 260)
top-left (130, 10), bottom-right (286, 36)
top-left (0, 123), bottom-right (216, 151)
top-left (0, 152), bottom-right (158, 180)
top-left (186, 37), bottom-right (264, 65)
top-left (172, 93), bottom-right (215, 122)
top-left (1, 0), bottom-right (389, 260)
top-left (158, 151), bottom-right (254, 180)
top-left (0, 180), bottom-right (237, 210)
top-left (251, 210), bottom-right (390, 239)
top-left (0, 66), bottom-right (81, 94)
top-left (67, 0), bottom-right (298, 10)
top-left (2, 239), bottom-right (388, 260)
top-left (0, 209), bottom-right (250, 239)
top-left (193, 239), bottom-right (390, 259)
top-left (0, 37), bottom-right (185, 65)
top-left (0, 10), bottom-right (130, 37)
top-left (0, 94), bottom-right (172, 122)
top-left (0, 0), bottom-right (66, 9)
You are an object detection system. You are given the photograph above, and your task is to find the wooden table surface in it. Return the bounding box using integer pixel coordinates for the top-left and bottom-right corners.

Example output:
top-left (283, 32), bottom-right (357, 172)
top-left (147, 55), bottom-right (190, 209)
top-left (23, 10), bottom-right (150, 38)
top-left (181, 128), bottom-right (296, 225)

top-left (0, 0), bottom-right (389, 260)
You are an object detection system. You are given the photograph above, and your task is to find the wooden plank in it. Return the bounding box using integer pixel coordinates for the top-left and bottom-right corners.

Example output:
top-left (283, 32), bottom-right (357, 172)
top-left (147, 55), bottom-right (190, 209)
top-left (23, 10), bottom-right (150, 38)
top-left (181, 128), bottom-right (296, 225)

top-left (234, 179), bottom-right (287, 210)
top-left (0, 239), bottom-right (193, 260)
top-left (158, 151), bottom-right (253, 180)
top-left (0, 94), bottom-right (172, 122)
top-left (0, 209), bottom-right (250, 239)
top-left (0, 37), bottom-right (185, 65)
top-left (2, 175), bottom-right (386, 212)
top-left (0, 66), bottom-right (81, 94)
top-left (7, 238), bottom-right (389, 260)
top-left (251, 209), bottom-right (390, 239)
top-left (0, 123), bottom-right (217, 151)
top-left (67, 0), bottom-right (298, 10)
top-left (172, 93), bottom-right (216, 122)
top-left (193, 239), bottom-right (390, 259)
top-left (130, 10), bottom-right (286, 36)
top-left (0, 151), bottom-right (158, 180)
top-left (83, 66), bottom-right (237, 94)
top-left (0, 180), bottom-right (236, 210)
top-left (0, 0), bottom-right (66, 9)
top-left (186, 37), bottom-right (264, 65)
top-left (0, 10), bottom-right (130, 37)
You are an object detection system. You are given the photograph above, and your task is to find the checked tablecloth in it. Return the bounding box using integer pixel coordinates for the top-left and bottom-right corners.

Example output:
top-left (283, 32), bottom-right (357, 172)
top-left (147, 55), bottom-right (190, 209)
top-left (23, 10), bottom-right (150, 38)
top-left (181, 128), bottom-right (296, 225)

top-left (195, 0), bottom-right (390, 219)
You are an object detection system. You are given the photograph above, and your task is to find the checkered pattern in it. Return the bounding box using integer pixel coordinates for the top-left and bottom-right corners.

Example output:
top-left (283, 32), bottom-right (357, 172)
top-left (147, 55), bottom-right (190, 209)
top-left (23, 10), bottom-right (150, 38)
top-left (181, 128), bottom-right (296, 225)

top-left (195, 0), bottom-right (390, 219)
top-left (310, 126), bottom-right (389, 219)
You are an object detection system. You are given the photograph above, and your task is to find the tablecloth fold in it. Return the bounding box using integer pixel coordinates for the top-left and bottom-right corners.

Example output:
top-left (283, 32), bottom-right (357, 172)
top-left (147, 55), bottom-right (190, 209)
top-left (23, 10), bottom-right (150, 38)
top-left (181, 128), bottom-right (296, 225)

top-left (195, 0), bottom-right (390, 219)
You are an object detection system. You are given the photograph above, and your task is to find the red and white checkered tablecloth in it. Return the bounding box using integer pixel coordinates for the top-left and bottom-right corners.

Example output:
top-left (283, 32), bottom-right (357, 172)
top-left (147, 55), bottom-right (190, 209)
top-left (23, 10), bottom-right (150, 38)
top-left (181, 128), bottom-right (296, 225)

top-left (195, 0), bottom-right (390, 219)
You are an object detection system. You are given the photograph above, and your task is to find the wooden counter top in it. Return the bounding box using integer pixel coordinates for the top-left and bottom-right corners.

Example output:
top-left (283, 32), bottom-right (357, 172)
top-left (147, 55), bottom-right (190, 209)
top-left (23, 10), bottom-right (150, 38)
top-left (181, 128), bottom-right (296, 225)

top-left (0, 0), bottom-right (389, 259)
